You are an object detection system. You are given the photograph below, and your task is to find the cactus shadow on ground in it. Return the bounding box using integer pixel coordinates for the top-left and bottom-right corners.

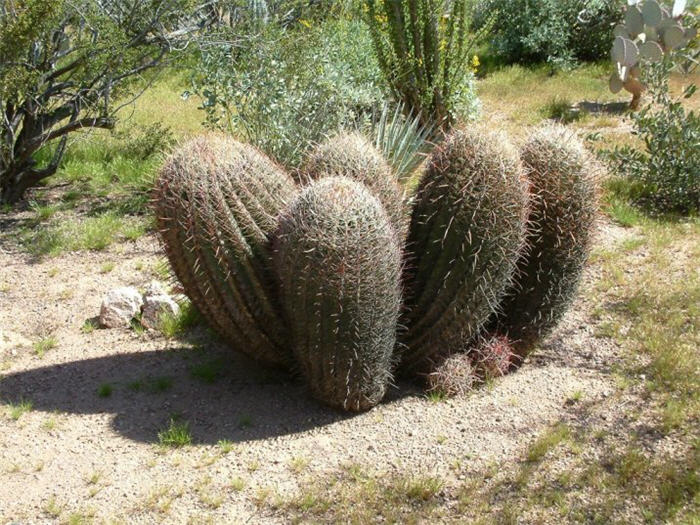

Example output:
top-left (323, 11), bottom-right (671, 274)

top-left (0, 342), bottom-right (421, 445)
top-left (577, 101), bottom-right (629, 115)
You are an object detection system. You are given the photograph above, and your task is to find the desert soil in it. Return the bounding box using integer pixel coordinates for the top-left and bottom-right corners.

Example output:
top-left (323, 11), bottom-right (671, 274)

top-left (0, 218), bottom-right (633, 524)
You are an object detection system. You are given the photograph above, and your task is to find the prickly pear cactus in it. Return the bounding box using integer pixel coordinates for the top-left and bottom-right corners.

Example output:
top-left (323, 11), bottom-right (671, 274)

top-left (153, 134), bottom-right (297, 367)
top-left (490, 124), bottom-right (597, 360)
top-left (610, 0), bottom-right (696, 108)
top-left (275, 177), bottom-right (403, 411)
top-left (303, 131), bottom-right (409, 240)
top-left (400, 128), bottom-right (529, 372)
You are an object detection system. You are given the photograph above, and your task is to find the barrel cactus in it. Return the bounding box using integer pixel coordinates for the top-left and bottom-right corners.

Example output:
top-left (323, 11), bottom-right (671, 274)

top-left (469, 334), bottom-right (516, 380)
top-left (490, 124), bottom-right (597, 360)
top-left (303, 131), bottom-right (409, 240)
top-left (400, 128), bottom-right (529, 372)
top-left (275, 177), bottom-right (403, 411)
top-left (153, 134), bottom-right (297, 367)
top-left (425, 352), bottom-right (478, 398)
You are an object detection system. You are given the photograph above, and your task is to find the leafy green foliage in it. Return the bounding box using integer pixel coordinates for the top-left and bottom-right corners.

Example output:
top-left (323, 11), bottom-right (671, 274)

top-left (0, 0), bottom-right (197, 203)
top-left (475, 0), bottom-right (624, 68)
top-left (188, 17), bottom-right (383, 169)
top-left (603, 61), bottom-right (699, 214)
top-left (364, 0), bottom-right (480, 127)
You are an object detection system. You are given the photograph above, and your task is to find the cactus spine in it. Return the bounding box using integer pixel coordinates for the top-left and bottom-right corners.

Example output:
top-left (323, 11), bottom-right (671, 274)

top-left (276, 177), bottom-right (403, 411)
top-left (303, 131), bottom-right (409, 240)
top-left (400, 128), bottom-right (529, 371)
top-left (153, 134), bottom-right (297, 367)
top-left (491, 124), bottom-right (597, 359)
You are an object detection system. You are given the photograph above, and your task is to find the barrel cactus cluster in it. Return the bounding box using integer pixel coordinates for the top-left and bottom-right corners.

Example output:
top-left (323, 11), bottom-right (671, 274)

top-left (153, 123), bottom-right (597, 411)
top-left (609, 0), bottom-right (696, 108)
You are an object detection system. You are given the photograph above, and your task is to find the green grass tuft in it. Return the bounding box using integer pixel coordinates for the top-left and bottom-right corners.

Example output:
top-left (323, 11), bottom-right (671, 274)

top-left (97, 384), bottom-right (113, 398)
top-left (33, 336), bottom-right (57, 357)
top-left (526, 424), bottom-right (571, 463)
top-left (158, 419), bottom-right (192, 448)
top-left (8, 399), bottom-right (33, 420)
top-left (190, 359), bottom-right (224, 384)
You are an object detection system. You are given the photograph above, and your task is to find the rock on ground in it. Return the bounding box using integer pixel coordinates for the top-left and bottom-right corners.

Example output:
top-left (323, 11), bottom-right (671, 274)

top-left (99, 287), bottom-right (143, 328)
top-left (141, 294), bottom-right (180, 329)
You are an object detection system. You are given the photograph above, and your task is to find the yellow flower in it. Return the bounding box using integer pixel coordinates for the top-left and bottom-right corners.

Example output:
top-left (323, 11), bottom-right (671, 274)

top-left (299, 19), bottom-right (312, 28)
top-left (470, 55), bottom-right (480, 73)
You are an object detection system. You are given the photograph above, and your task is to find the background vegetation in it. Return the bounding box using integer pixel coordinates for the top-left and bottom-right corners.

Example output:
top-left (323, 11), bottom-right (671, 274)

top-left (0, 0), bottom-right (698, 521)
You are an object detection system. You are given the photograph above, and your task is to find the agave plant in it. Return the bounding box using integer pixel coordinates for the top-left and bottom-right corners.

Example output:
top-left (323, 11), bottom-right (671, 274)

top-left (368, 101), bottom-right (436, 184)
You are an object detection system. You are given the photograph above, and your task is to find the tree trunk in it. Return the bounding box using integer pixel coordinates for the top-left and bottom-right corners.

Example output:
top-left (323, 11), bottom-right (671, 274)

top-left (0, 163), bottom-right (57, 205)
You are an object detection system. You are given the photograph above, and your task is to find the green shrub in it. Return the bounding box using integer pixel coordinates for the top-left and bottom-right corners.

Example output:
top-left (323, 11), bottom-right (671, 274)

top-left (603, 61), bottom-right (699, 215)
top-left (189, 17), bottom-right (383, 169)
top-left (475, 0), bottom-right (624, 68)
top-left (364, 0), bottom-right (480, 127)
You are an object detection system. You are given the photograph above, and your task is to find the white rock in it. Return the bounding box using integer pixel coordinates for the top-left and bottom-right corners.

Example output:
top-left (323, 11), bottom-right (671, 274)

top-left (141, 295), bottom-right (180, 329)
top-left (99, 287), bottom-right (143, 328)
top-left (143, 280), bottom-right (168, 299)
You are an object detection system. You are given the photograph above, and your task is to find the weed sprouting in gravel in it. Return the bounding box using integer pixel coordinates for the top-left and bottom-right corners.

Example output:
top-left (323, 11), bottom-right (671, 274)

top-left (158, 419), bottom-right (192, 448)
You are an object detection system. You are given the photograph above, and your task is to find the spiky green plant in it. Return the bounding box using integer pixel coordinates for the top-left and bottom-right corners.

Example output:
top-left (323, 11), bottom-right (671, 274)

top-left (400, 127), bottom-right (529, 372)
top-left (364, 0), bottom-right (479, 128)
top-left (369, 101), bottom-right (435, 184)
top-left (303, 131), bottom-right (409, 240)
top-left (490, 124), bottom-right (597, 359)
top-left (275, 177), bottom-right (403, 411)
top-left (153, 134), bottom-right (297, 367)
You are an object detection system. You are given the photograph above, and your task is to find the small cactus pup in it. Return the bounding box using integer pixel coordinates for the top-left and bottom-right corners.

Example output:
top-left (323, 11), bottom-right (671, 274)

top-left (275, 176), bottom-right (403, 411)
top-left (425, 352), bottom-right (478, 398)
top-left (469, 334), bottom-right (516, 380)
top-left (490, 124), bottom-right (597, 361)
top-left (153, 134), bottom-right (297, 367)
top-left (400, 127), bottom-right (529, 373)
top-left (302, 131), bottom-right (409, 240)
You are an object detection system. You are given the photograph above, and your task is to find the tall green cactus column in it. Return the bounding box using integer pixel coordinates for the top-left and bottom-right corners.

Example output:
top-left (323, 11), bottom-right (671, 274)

top-left (153, 134), bottom-right (297, 367)
top-left (276, 177), bottom-right (403, 411)
top-left (490, 124), bottom-right (597, 360)
top-left (400, 128), bottom-right (530, 372)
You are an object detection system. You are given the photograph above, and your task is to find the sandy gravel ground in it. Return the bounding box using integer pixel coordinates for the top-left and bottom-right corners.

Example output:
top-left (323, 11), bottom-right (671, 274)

top-left (0, 222), bottom-right (630, 524)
